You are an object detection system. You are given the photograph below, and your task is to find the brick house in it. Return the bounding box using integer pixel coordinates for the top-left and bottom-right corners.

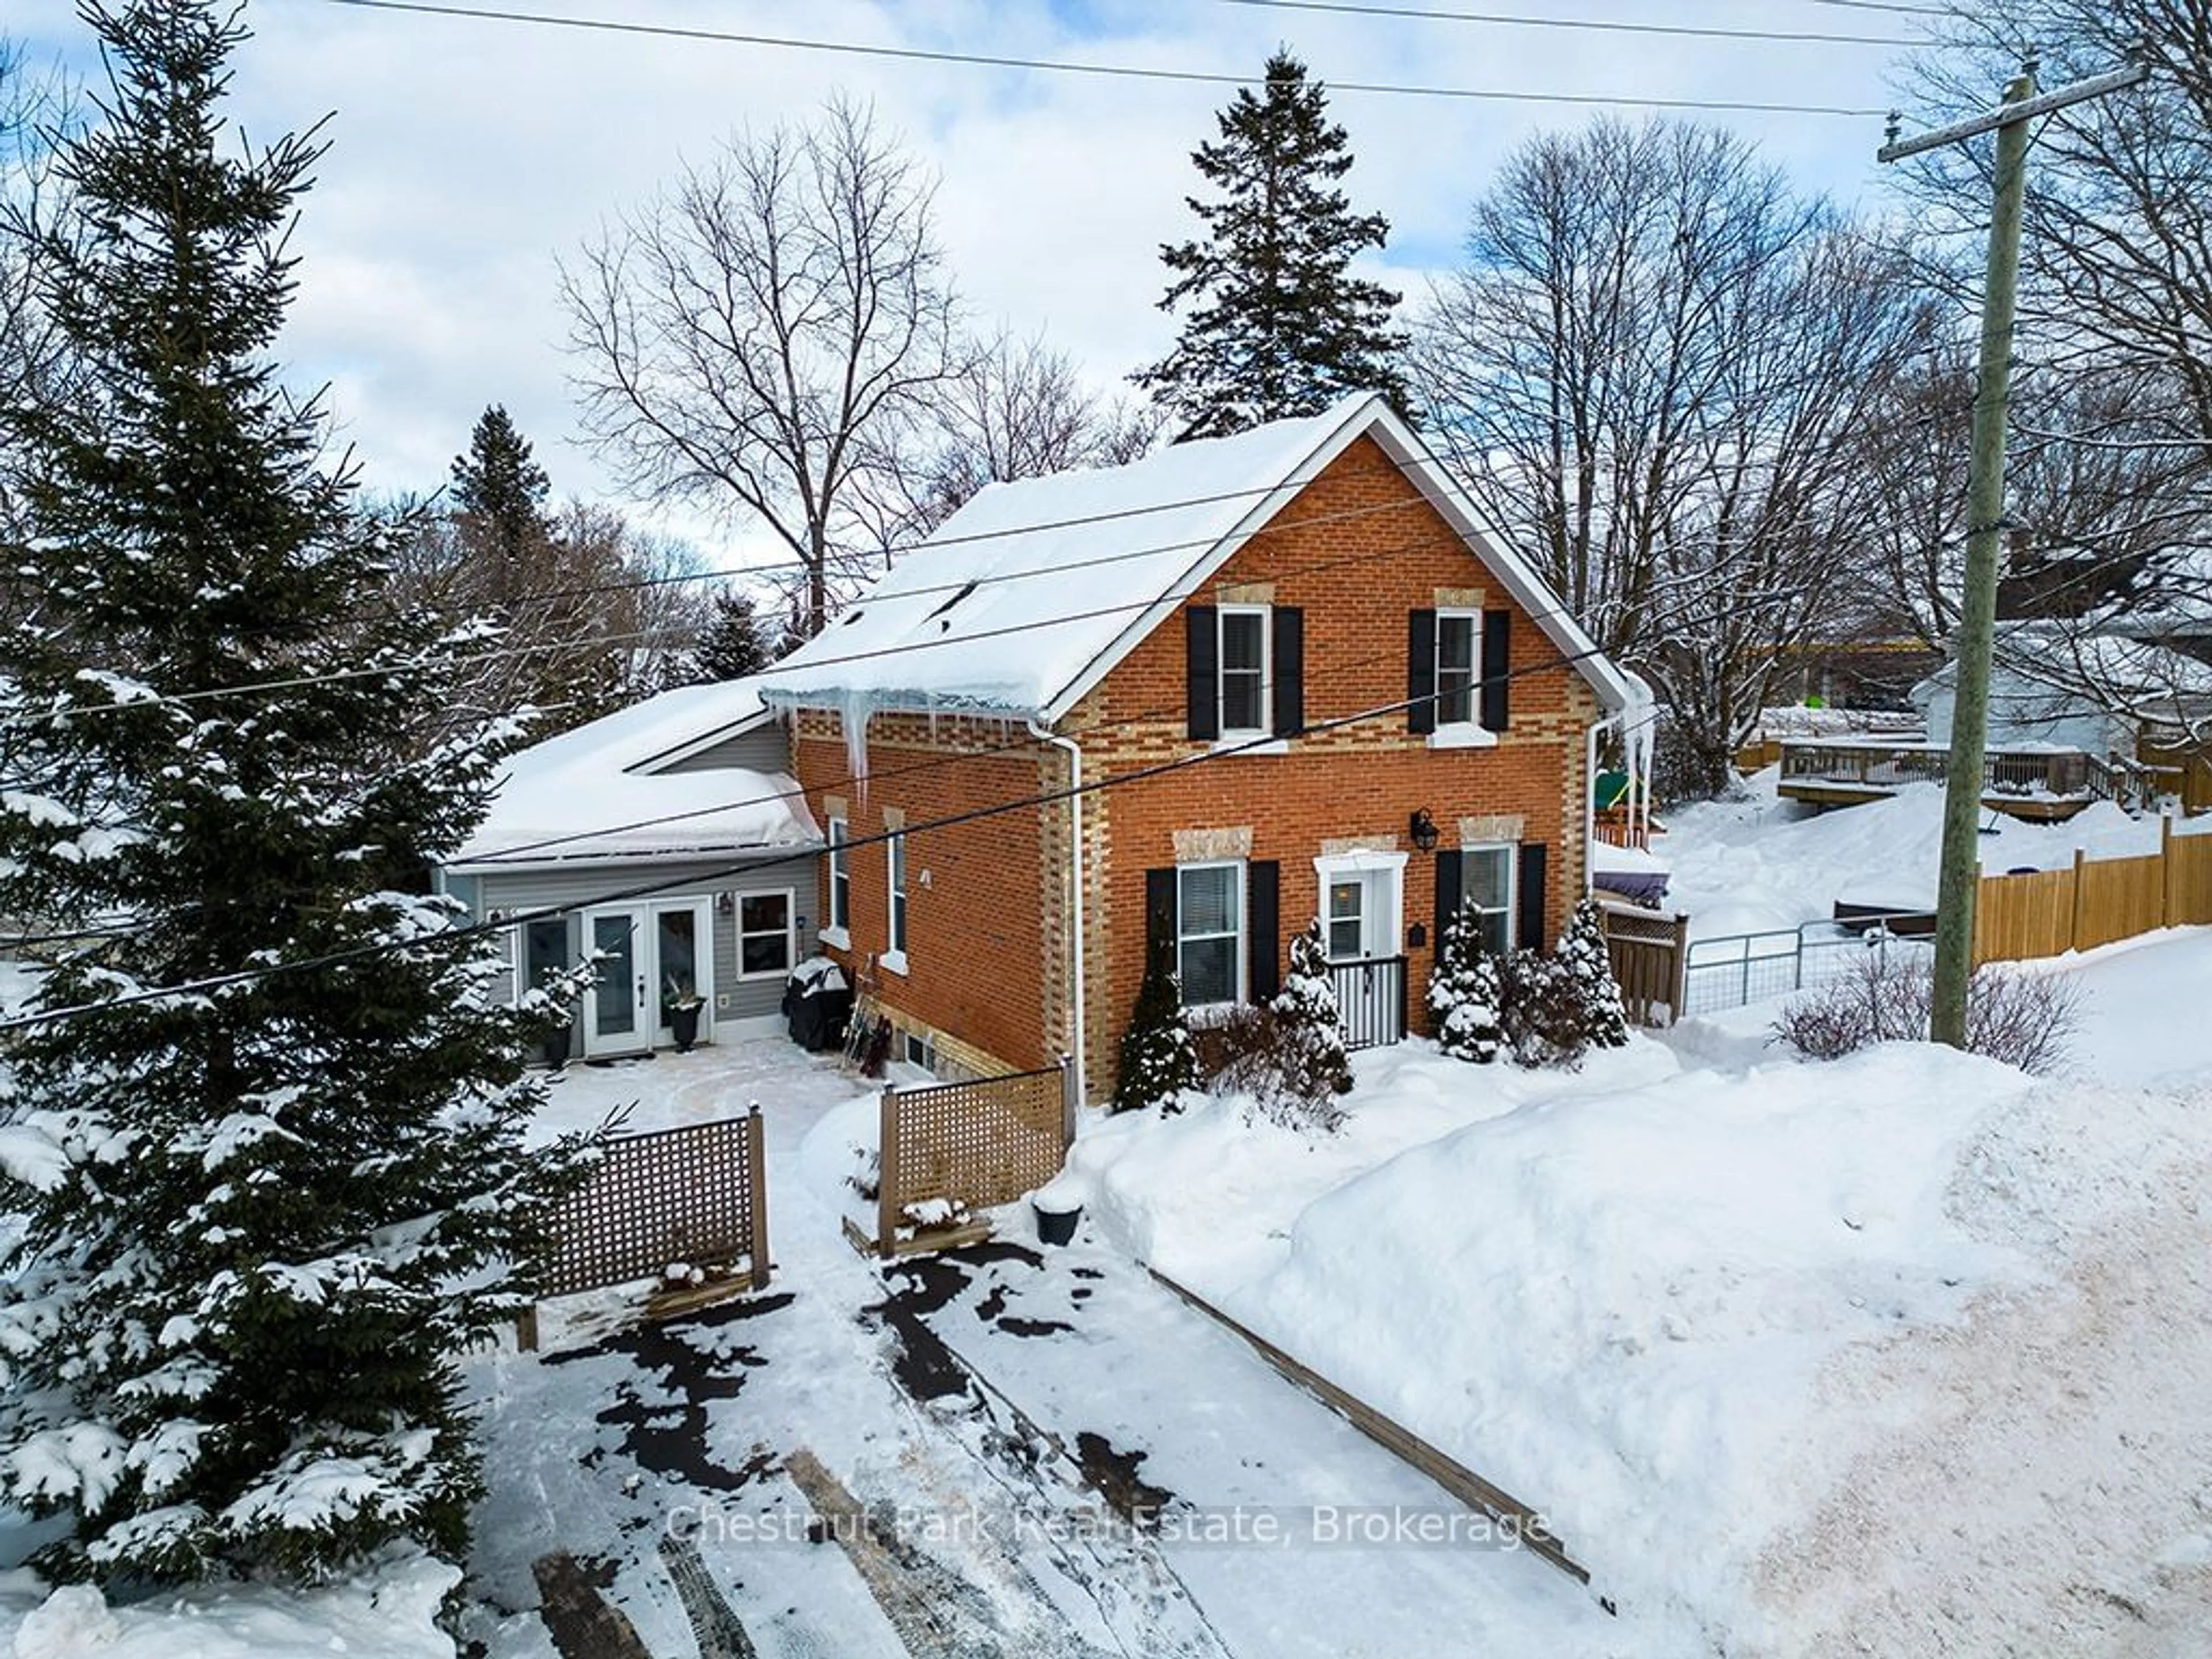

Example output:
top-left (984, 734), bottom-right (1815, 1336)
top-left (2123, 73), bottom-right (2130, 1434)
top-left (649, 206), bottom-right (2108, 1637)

top-left (760, 393), bottom-right (1639, 1103)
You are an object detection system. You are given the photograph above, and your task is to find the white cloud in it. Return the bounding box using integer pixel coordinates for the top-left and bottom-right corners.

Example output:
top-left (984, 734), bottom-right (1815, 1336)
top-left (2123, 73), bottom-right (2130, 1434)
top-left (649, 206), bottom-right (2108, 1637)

top-left (18, 0), bottom-right (1918, 566)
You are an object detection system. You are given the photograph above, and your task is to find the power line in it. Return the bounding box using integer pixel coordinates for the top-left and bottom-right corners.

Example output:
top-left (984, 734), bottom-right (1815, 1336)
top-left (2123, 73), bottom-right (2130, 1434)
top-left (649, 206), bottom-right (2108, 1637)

top-left (0, 485), bottom-right (1474, 732)
top-left (1798, 0), bottom-right (1944, 16)
top-left (1214, 0), bottom-right (1912, 48)
top-left (0, 597), bottom-right (1687, 1034)
top-left (310, 0), bottom-right (1891, 118)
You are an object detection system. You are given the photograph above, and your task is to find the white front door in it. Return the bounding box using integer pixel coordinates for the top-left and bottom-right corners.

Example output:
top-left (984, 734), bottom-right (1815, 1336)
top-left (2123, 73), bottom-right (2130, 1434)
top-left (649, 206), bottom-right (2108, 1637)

top-left (1321, 864), bottom-right (1404, 1045)
top-left (581, 900), bottom-right (715, 1058)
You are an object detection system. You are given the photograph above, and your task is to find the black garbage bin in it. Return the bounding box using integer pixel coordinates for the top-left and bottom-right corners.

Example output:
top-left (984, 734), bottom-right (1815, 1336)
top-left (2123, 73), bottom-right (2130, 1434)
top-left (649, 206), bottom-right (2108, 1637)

top-left (784, 956), bottom-right (853, 1051)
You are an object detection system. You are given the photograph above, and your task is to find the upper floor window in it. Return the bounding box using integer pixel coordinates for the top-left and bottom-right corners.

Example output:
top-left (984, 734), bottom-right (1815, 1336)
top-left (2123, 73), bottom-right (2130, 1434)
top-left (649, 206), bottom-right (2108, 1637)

top-left (1218, 606), bottom-right (1270, 736)
top-left (1435, 610), bottom-right (1479, 727)
top-left (1186, 603), bottom-right (1302, 743)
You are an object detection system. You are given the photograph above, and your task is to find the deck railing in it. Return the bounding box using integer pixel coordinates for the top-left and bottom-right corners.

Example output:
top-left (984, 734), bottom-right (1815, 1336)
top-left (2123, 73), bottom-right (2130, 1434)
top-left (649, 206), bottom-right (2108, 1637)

top-left (1781, 741), bottom-right (2104, 802)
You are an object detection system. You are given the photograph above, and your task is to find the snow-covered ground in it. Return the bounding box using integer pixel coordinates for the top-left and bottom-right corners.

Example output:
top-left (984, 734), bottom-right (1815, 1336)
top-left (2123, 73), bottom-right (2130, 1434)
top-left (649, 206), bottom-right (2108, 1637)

top-left (1068, 929), bottom-right (2212, 1654)
top-left (1660, 768), bottom-right (2208, 940)
top-left (8, 852), bottom-right (2210, 1653)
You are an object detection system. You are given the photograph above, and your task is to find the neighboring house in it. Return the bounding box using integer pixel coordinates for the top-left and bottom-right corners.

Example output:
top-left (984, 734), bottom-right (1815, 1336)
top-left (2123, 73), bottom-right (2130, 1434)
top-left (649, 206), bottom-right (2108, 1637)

top-left (759, 392), bottom-right (1639, 1103)
top-left (1914, 623), bottom-right (2212, 757)
top-left (438, 678), bottom-right (820, 1060)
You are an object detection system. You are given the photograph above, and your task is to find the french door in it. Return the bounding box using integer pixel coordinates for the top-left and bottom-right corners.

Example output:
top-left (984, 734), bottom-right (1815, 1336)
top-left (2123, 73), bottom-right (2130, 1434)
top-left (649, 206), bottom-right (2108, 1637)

top-left (581, 899), bottom-right (713, 1057)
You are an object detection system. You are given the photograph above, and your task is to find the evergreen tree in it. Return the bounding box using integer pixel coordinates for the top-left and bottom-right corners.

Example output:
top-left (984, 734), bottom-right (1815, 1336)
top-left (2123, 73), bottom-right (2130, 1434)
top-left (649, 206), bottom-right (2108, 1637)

top-left (685, 587), bottom-right (772, 683)
top-left (1555, 897), bottom-right (1631, 1051)
top-left (1132, 50), bottom-right (1409, 440)
top-left (1273, 918), bottom-right (1354, 1099)
top-left (449, 402), bottom-right (550, 590)
top-left (1426, 898), bottom-right (1503, 1063)
top-left (0, 1), bottom-right (590, 1585)
top-left (1113, 922), bottom-right (1196, 1113)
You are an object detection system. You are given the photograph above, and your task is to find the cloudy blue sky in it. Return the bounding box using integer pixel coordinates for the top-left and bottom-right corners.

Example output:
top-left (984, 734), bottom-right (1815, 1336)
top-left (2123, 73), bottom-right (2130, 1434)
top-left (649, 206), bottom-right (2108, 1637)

top-left (13, 0), bottom-right (1969, 565)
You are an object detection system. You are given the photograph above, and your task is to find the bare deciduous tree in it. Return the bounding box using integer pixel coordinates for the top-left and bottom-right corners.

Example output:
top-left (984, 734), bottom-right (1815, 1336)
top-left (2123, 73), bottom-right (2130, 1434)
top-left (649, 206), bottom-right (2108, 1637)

top-left (1412, 118), bottom-right (1936, 795)
top-left (376, 494), bottom-right (713, 741)
top-left (561, 97), bottom-right (962, 640)
top-left (0, 40), bottom-right (77, 547)
top-left (1888, 3), bottom-right (2212, 751)
top-left (852, 331), bottom-right (1162, 549)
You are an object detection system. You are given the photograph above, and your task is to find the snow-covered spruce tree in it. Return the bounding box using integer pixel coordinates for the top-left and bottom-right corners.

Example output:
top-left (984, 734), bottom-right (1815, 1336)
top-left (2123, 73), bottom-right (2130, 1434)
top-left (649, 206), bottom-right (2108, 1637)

top-left (0, 1), bottom-right (592, 1585)
top-left (1425, 897), bottom-right (1503, 1064)
top-left (1273, 918), bottom-right (1354, 1103)
top-left (1113, 923), bottom-right (1196, 1114)
top-left (1556, 897), bottom-right (1631, 1052)
top-left (685, 588), bottom-right (773, 684)
top-left (1131, 50), bottom-right (1409, 439)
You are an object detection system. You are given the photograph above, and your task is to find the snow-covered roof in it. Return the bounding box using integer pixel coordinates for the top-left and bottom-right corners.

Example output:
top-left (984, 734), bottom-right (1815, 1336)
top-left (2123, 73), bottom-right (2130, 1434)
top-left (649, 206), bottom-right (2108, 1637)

top-left (1915, 623), bottom-right (2212, 715)
top-left (759, 392), bottom-right (1635, 724)
top-left (451, 677), bottom-right (817, 868)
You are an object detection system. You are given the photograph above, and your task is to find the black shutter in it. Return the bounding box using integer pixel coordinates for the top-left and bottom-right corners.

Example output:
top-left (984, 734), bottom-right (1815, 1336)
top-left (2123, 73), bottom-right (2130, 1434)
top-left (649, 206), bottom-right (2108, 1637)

top-left (1480, 609), bottom-right (1512, 732)
top-left (1517, 842), bottom-right (1548, 951)
top-left (1434, 849), bottom-right (1464, 949)
top-left (1186, 607), bottom-right (1218, 741)
top-left (1247, 860), bottom-right (1281, 1002)
top-left (1146, 868), bottom-right (1176, 953)
top-left (1272, 607), bottom-right (1305, 737)
top-left (1408, 608), bottom-right (1437, 734)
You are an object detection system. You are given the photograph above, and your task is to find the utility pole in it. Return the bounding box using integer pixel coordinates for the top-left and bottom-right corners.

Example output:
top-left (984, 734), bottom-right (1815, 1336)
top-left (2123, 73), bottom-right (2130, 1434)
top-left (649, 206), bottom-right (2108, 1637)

top-left (1878, 50), bottom-right (2147, 1048)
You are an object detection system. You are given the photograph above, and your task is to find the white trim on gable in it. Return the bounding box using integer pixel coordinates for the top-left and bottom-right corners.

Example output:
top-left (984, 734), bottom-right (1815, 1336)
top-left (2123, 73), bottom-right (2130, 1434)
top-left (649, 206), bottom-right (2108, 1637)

top-left (1038, 394), bottom-right (1635, 725)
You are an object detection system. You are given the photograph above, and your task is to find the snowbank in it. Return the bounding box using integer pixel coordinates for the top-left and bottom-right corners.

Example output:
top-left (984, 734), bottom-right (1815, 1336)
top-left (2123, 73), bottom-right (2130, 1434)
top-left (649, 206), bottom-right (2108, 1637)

top-left (1075, 1041), bottom-right (2037, 1647)
top-left (1661, 772), bottom-right (2203, 939)
top-left (1, 1551), bottom-right (457, 1658)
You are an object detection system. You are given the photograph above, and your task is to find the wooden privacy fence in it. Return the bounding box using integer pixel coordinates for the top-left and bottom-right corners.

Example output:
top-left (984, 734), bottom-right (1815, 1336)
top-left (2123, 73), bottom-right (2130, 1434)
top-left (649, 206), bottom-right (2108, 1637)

top-left (1975, 817), bottom-right (2212, 964)
top-left (853, 1062), bottom-right (1074, 1259)
top-left (1597, 901), bottom-right (1689, 1027)
top-left (527, 1108), bottom-right (771, 1343)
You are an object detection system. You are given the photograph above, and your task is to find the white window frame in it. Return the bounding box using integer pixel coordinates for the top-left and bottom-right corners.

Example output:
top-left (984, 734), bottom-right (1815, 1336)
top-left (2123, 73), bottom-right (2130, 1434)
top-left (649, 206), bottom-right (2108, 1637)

top-left (1463, 843), bottom-right (1517, 958)
top-left (1433, 610), bottom-right (1486, 734)
top-left (1176, 859), bottom-right (1246, 1009)
top-left (884, 827), bottom-right (909, 972)
top-left (1217, 605), bottom-right (1272, 739)
top-left (823, 817), bottom-right (850, 946)
top-left (736, 887), bottom-right (796, 981)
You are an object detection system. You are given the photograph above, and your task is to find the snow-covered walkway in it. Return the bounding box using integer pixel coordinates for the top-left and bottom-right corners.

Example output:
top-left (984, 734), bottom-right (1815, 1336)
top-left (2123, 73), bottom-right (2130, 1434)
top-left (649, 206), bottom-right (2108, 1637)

top-left (471, 1039), bottom-right (1615, 1657)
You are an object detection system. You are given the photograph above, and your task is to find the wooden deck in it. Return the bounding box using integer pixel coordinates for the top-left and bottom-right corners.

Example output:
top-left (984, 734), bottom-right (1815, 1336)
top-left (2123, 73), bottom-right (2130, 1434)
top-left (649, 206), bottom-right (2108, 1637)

top-left (1776, 739), bottom-right (2113, 820)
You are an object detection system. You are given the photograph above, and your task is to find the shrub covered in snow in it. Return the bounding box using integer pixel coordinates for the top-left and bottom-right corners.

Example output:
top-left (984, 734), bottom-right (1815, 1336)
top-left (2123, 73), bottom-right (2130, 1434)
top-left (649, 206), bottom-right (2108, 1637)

top-left (1485, 902), bottom-right (1635, 1070)
top-left (1272, 920), bottom-right (1354, 1100)
top-left (1773, 950), bottom-right (2080, 1074)
top-left (1113, 924), bottom-right (1196, 1114)
top-left (1425, 898), bottom-right (1503, 1063)
top-left (1192, 1005), bottom-right (1348, 1135)
top-left (1555, 898), bottom-right (1633, 1051)
top-left (0, 4), bottom-right (594, 1586)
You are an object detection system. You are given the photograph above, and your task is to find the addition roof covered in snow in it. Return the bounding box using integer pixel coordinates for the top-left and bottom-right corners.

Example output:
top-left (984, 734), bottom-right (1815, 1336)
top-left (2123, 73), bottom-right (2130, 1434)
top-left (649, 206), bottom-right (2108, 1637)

top-left (758, 392), bottom-right (1637, 724)
top-left (450, 676), bottom-right (817, 868)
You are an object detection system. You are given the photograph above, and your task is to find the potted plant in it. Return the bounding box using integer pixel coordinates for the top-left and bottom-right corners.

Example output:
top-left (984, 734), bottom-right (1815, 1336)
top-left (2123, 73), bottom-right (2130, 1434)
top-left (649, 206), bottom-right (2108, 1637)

top-left (661, 974), bottom-right (707, 1052)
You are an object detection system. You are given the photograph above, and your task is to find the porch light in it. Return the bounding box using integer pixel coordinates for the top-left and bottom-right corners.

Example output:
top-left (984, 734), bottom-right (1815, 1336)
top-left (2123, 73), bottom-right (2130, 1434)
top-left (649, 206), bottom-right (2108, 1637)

top-left (1408, 808), bottom-right (1441, 853)
top-left (716, 891), bottom-right (736, 917)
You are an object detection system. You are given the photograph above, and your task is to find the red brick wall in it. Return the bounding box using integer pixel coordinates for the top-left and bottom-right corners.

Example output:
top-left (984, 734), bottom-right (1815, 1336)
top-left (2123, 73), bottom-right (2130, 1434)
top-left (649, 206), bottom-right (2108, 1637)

top-left (786, 433), bottom-right (1602, 1101)
top-left (1078, 434), bottom-right (1599, 1097)
top-left (789, 711), bottom-right (1058, 1077)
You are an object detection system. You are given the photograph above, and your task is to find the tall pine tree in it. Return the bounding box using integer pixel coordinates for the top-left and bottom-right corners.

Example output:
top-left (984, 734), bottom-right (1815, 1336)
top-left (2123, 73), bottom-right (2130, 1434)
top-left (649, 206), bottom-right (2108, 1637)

top-left (449, 402), bottom-right (551, 603)
top-left (1132, 50), bottom-right (1408, 439)
top-left (0, 1), bottom-right (589, 1585)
